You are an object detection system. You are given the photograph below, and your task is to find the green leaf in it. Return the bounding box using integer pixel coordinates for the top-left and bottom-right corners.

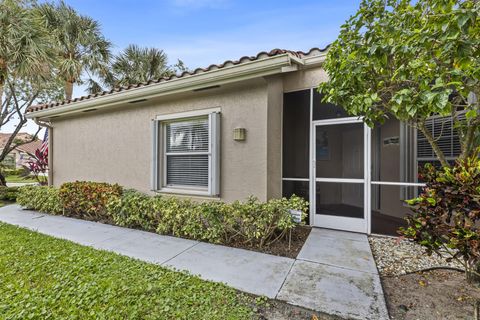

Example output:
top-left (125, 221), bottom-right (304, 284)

top-left (457, 14), bottom-right (469, 29)
top-left (465, 108), bottom-right (477, 120)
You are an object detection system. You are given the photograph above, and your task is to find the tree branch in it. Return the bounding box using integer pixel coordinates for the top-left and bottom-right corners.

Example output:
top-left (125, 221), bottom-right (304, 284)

top-left (418, 120), bottom-right (449, 167)
top-left (0, 81), bottom-right (41, 162)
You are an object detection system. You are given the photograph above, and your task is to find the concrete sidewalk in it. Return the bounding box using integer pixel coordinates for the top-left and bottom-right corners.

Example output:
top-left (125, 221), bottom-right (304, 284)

top-left (0, 205), bottom-right (388, 320)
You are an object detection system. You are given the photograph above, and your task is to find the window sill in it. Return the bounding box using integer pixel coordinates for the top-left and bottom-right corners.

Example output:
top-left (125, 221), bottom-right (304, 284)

top-left (154, 187), bottom-right (220, 200)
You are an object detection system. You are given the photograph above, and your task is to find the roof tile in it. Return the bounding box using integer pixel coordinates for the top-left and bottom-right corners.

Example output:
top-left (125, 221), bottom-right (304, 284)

top-left (27, 47), bottom-right (328, 114)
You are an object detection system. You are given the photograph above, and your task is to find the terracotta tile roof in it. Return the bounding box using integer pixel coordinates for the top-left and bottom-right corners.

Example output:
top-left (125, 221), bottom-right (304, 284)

top-left (0, 132), bottom-right (31, 146)
top-left (27, 47), bottom-right (328, 114)
top-left (0, 133), bottom-right (42, 154)
top-left (16, 140), bottom-right (43, 154)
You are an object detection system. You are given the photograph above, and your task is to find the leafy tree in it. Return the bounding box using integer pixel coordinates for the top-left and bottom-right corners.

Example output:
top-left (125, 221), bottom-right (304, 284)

top-left (104, 44), bottom-right (187, 88)
top-left (0, 0), bottom-right (63, 186)
top-left (319, 0), bottom-right (479, 167)
top-left (38, 0), bottom-right (111, 99)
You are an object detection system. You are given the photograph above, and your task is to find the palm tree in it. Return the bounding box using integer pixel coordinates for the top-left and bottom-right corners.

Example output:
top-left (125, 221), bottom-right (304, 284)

top-left (37, 1), bottom-right (111, 100)
top-left (0, 0), bottom-right (53, 106)
top-left (0, 0), bottom-right (59, 185)
top-left (107, 44), bottom-right (175, 88)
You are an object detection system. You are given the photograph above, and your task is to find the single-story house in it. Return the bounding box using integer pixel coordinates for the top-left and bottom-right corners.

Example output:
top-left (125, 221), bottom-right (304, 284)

top-left (0, 133), bottom-right (43, 169)
top-left (26, 47), bottom-right (459, 235)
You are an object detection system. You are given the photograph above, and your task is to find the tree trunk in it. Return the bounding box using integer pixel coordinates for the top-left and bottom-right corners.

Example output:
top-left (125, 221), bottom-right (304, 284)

top-left (65, 81), bottom-right (74, 100)
top-left (0, 59), bottom-right (6, 109)
top-left (459, 121), bottom-right (478, 161)
top-left (418, 122), bottom-right (450, 167)
top-left (0, 171), bottom-right (7, 187)
top-left (0, 59), bottom-right (5, 92)
top-left (0, 82), bottom-right (3, 110)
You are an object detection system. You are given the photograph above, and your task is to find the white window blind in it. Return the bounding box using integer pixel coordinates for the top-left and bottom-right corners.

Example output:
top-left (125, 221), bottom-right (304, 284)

top-left (165, 117), bottom-right (209, 188)
top-left (152, 111), bottom-right (220, 196)
top-left (417, 115), bottom-right (462, 166)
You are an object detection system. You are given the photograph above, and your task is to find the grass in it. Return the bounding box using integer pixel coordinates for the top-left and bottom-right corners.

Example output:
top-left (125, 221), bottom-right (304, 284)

top-left (0, 223), bottom-right (256, 319)
top-left (5, 174), bottom-right (36, 183)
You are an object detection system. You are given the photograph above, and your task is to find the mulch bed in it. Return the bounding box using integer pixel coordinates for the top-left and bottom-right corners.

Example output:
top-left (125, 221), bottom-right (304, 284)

top-left (227, 226), bottom-right (311, 259)
top-left (382, 269), bottom-right (480, 320)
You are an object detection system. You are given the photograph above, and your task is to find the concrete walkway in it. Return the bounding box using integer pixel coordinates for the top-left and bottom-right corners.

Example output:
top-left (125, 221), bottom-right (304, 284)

top-left (0, 205), bottom-right (389, 320)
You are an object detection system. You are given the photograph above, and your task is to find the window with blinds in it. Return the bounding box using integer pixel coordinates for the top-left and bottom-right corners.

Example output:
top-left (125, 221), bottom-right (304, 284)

top-left (151, 111), bottom-right (220, 196)
top-left (165, 117), bottom-right (209, 188)
top-left (417, 115), bottom-right (462, 168)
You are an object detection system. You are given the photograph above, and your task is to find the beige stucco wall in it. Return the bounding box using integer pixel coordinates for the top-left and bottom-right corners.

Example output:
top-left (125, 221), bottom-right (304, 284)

top-left (283, 67), bottom-right (328, 92)
top-left (50, 65), bottom-right (327, 203)
top-left (51, 80), bottom-right (271, 202)
top-left (265, 75), bottom-right (283, 199)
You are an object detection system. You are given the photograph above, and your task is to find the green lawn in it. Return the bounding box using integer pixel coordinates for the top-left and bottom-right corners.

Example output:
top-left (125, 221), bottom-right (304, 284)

top-left (0, 223), bottom-right (255, 319)
top-left (5, 175), bottom-right (36, 183)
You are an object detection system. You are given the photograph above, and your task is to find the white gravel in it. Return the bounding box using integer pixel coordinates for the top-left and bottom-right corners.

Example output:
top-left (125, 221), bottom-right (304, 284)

top-left (369, 235), bottom-right (463, 277)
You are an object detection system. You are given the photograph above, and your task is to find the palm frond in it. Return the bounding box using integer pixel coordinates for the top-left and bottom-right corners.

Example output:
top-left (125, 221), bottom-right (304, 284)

top-left (107, 44), bottom-right (176, 88)
top-left (37, 0), bottom-right (112, 99)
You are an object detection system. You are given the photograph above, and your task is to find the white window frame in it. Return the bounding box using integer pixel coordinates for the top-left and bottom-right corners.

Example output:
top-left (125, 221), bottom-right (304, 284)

top-left (152, 108), bottom-right (220, 197)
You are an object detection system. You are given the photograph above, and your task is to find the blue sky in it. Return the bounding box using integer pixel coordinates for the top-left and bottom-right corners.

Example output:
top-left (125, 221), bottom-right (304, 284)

top-left (11, 0), bottom-right (362, 134)
top-left (69, 0), bottom-right (361, 77)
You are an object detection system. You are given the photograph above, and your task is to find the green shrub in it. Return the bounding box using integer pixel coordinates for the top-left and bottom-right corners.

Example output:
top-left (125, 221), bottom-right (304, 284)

top-left (3, 168), bottom-right (28, 176)
top-left (108, 193), bottom-right (308, 248)
top-left (16, 179), bottom-right (309, 250)
top-left (153, 197), bottom-right (228, 243)
top-left (107, 189), bottom-right (157, 231)
top-left (0, 186), bottom-right (19, 202)
top-left (400, 151), bottom-right (480, 282)
top-left (59, 181), bottom-right (122, 221)
top-left (16, 186), bottom-right (62, 214)
top-left (227, 196), bottom-right (309, 247)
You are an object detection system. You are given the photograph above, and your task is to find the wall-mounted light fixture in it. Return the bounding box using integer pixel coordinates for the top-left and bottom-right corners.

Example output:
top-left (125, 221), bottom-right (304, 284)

top-left (233, 128), bottom-right (246, 141)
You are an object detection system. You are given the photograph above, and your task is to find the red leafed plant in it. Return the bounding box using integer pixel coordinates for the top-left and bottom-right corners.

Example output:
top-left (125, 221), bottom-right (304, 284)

top-left (59, 181), bottom-right (123, 221)
top-left (400, 149), bottom-right (480, 283)
top-left (23, 149), bottom-right (48, 185)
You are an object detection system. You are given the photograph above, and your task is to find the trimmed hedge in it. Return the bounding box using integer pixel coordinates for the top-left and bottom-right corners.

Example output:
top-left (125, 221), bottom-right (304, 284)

top-left (107, 191), bottom-right (308, 247)
top-left (59, 181), bottom-right (122, 221)
top-left (17, 182), bottom-right (309, 248)
top-left (16, 185), bottom-right (62, 214)
top-left (0, 186), bottom-right (19, 202)
top-left (107, 189), bottom-right (157, 231)
top-left (3, 168), bottom-right (28, 176)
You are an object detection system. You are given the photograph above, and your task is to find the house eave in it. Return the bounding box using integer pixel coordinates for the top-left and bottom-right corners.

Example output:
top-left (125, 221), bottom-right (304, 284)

top-left (27, 53), bottom-right (301, 120)
top-left (303, 52), bottom-right (327, 67)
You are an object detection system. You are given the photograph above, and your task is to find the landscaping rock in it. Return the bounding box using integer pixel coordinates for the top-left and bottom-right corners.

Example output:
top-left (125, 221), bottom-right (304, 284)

top-left (369, 235), bottom-right (463, 277)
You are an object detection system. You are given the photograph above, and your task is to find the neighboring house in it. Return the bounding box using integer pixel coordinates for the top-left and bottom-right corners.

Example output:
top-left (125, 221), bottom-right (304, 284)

top-left (26, 47), bottom-right (459, 235)
top-left (0, 133), bottom-right (43, 169)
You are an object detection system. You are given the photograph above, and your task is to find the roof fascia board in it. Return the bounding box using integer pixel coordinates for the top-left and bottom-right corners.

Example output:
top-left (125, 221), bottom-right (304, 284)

top-left (27, 54), bottom-right (296, 119)
top-left (303, 54), bottom-right (327, 67)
